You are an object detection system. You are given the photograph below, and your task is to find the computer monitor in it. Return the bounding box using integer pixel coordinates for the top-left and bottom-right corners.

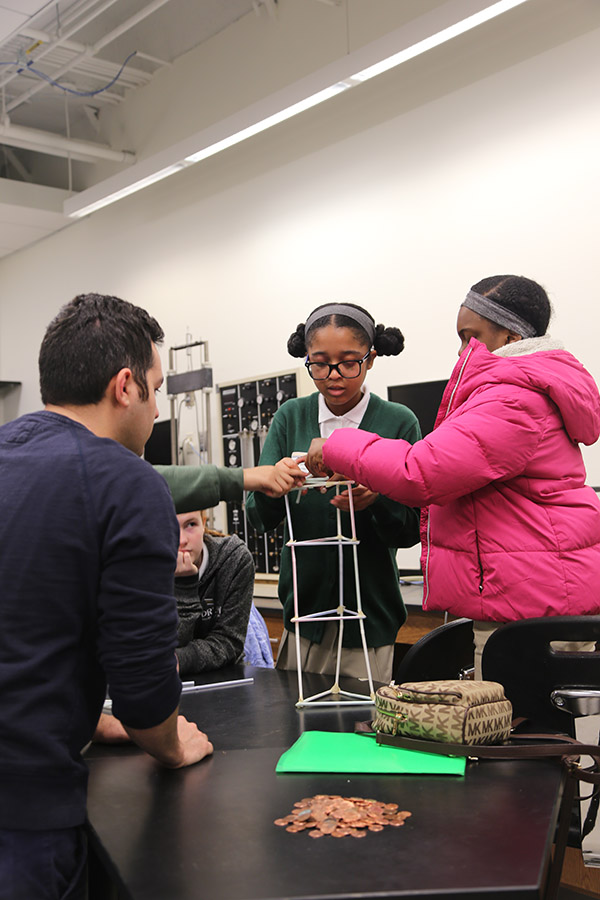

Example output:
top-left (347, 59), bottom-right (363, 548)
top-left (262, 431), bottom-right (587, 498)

top-left (387, 380), bottom-right (447, 437)
top-left (143, 419), bottom-right (173, 465)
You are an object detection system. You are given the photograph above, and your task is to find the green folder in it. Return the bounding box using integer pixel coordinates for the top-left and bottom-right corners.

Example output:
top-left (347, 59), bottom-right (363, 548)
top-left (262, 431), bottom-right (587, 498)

top-left (276, 731), bottom-right (466, 776)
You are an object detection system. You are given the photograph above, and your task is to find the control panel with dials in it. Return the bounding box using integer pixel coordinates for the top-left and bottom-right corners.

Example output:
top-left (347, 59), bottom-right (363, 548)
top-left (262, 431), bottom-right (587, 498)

top-left (218, 368), bottom-right (312, 577)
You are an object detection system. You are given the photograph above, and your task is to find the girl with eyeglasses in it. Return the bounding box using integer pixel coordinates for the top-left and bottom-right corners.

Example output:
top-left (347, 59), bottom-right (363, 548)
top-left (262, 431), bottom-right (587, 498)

top-left (245, 302), bottom-right (421, 682)
top-left (304, 277), bottom-right (600, 677)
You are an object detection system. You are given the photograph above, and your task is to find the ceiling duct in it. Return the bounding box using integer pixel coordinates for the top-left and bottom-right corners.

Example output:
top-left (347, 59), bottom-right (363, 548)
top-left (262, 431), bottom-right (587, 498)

top-left (0, 121), bottom-right (135, 163)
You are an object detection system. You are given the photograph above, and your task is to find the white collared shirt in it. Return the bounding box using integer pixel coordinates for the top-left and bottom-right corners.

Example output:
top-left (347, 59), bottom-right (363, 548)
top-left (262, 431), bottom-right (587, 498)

top-left (318, 384), bottom-right (371, 439)
top-left (196, 544), bottom-right (209, 580)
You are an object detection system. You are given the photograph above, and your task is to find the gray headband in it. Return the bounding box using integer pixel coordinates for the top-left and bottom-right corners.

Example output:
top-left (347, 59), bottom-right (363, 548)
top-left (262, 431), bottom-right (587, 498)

top-left (462, 290), bottom-right (537, 338)
top-left (304, 303), bottom-right (376, 346)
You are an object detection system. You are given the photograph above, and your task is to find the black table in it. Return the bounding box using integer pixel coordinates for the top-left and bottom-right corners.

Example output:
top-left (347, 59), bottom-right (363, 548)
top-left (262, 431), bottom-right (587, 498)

top-left (85, 666), bottom-right (565, 899)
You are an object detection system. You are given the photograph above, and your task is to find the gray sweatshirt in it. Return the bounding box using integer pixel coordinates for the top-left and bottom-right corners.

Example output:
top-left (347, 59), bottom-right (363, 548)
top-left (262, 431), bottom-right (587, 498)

top-left (175, 532), bottom-right (255, 675)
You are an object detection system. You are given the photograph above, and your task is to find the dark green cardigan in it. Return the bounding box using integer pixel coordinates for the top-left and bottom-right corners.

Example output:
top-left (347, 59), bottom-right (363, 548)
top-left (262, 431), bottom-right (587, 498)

top-left (245, 392), bottom-right (421, 647)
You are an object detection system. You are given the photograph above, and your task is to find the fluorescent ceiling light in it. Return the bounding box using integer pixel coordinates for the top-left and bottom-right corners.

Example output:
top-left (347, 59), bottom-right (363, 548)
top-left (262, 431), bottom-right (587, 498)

top-left (350, 0), bottom-right (531, 82)
top-left (66, 163), bottom-right (188, 218)
top-left (64, 0), bottom-right (532, 219)
top-left (184, 83), bottom-right (348, 164)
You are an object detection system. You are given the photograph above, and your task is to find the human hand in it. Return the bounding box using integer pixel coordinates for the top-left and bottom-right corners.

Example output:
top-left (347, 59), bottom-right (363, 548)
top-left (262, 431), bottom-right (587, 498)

top-left (244, 460), bottom-right (306, 497)
top-left (330, 484), bottom-right (379, 511)
top-left (171, 716), bottom-right (214, 768)
top-left (304, 438), bottom-right (332, 478)
top-left (176, 550), bottom-right (199, 577)
top-left (93, 713), bottom-right (131, 744)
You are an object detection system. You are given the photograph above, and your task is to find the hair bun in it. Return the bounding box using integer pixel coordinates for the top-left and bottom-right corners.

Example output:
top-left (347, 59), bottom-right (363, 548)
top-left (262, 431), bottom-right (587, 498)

top-left (373, 324), bottom-right (405, 356)
top-left (287, 323), bottom-right (307, 358)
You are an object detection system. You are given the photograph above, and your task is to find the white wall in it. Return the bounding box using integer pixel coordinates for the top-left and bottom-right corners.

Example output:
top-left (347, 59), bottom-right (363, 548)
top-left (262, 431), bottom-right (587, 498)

top-left (1, 20), bottom-right (600, 517)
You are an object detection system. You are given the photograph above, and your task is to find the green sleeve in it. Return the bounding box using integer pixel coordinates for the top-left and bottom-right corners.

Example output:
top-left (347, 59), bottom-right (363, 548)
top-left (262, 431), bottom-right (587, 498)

top-left (245, 417), bottom-right (287, 534)
top-left (154, 464), bottom-right (244, 513)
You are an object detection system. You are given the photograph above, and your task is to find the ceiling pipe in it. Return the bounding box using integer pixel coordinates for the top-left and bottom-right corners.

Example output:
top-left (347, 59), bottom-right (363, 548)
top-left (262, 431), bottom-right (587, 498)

top-left (6, 0), bottom-right (174, 114)
top-left (0, 122), bottom-right (135, 164)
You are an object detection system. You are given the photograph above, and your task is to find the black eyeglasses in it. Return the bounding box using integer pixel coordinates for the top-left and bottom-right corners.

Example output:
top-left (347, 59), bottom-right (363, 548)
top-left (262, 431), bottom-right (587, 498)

top-left (304, 350), bottom-right (371, 381)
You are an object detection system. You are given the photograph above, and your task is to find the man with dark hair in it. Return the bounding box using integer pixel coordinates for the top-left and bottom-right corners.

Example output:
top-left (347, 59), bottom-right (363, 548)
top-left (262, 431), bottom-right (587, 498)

top-left (39, 291), bottom-right (164, 407)
top-left (0, 294), bottom-right (214, 900)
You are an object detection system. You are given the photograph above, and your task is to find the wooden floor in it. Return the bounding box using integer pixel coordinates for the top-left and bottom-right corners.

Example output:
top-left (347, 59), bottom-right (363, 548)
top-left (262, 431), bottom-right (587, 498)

top-left (560, 848), bottom-right (600, 898)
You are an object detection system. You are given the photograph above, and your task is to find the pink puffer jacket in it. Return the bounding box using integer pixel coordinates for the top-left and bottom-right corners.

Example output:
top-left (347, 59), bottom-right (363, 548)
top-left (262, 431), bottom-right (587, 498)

top-left (323, 337), bottom-right (600, 622)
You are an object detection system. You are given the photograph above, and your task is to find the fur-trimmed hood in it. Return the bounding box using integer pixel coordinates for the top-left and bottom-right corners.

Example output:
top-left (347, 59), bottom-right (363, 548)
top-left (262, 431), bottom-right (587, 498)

top-left (444, 337), bottom-right (600, 446)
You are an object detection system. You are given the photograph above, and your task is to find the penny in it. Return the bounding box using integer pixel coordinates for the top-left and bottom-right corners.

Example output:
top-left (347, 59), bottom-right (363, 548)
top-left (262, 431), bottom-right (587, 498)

top-left (340, 809), bottom-right (361, 822)
top-left (308, 830), bottom-right (324, 838)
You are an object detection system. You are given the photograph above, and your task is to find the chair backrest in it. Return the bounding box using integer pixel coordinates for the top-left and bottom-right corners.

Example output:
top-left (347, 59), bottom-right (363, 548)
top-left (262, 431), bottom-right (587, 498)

top-left (482, 616), bottom-right (600, 733)
top-left (393, 618), bottom-right (474, 683)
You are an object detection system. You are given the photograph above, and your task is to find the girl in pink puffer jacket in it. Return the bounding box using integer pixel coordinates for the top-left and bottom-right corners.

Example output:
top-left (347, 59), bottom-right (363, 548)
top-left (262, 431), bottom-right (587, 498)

top-left (305, 275), bottom-right (600, 675)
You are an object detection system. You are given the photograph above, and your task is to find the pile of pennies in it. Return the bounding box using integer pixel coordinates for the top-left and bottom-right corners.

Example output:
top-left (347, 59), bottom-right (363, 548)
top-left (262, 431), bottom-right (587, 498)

top-left (274, 794), bottom-right (412, 839)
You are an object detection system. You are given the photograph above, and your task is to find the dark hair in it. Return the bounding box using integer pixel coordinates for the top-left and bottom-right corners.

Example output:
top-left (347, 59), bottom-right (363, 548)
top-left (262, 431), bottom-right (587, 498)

top-left (470, 275), bottom-right (551, 337)
top-left (287, 302), bottom-right (405, 358)
top-left (39, 293), bottom-right (164, 406)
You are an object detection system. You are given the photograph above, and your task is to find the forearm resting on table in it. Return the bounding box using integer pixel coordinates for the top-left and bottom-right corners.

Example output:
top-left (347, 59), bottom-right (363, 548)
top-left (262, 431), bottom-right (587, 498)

top-left (124, 707), bottom-right (213, 768)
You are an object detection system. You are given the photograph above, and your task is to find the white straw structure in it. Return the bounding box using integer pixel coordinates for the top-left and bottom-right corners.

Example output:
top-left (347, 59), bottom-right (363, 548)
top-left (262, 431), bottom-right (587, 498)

top-left (284, 480), bottom-right (375, 707)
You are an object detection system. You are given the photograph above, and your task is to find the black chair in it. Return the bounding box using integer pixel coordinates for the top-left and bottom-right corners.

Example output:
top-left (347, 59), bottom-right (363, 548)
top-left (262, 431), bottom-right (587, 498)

top-left (482, 617), bottom-right (600, 899)
top-left (482, 616), bottom-right (600, 735)
top-left (393, 617), bottom-right (474, 683)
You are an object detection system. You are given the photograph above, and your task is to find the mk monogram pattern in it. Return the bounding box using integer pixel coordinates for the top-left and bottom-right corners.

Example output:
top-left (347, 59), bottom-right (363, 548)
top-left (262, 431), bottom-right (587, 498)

top-left (372, 680), bottom-right (512, 745)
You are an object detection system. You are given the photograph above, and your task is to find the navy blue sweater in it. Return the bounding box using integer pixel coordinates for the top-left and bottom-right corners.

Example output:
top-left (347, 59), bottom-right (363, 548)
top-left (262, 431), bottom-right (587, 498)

top-left (0, 412), bottom-right (182, 830)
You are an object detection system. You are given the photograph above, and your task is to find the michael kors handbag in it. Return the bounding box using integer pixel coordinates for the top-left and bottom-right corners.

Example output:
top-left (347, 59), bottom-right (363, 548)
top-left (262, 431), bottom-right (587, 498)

top-left (372, 679), bottom-right (513, 745)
